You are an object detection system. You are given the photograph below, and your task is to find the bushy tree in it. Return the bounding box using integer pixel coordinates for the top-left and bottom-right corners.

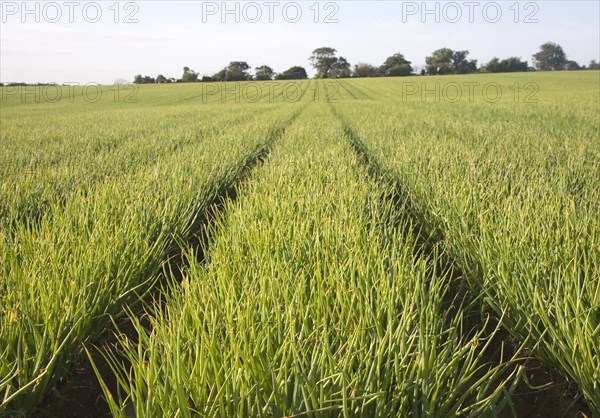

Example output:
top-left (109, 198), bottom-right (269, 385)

top-left (532, 42), bottom-right (567, 71)
top-left (379, 53), bottom-right (413, 76)
top-left (182, 67), bottom-right (199, 82)
top-left (352, 63), bottom-right (379, 78)
top-left (212, 68), bottom-right (227, 81)
top-left (133, 74), bottom-right (156, 84)
top-left (425, 48), bottom-right (454, 75)
top-left (589, 60), bottom-right (600, 70)
top-left (275, 66), bottom-right (308, 80)
top-left (330, 57), bottom-right (352, 78)
top-left (425, 48), bottom-right (477, 75)
top-left (309, 47), bottom-right (338, 78)
top-left (482, 57), bottom-right (528, 73)
top-left (452, 50), bottom-right (478, 74)
top-left (254, 65), bottom-right (275, 80)
top-left (215, 61), bottom-right (252, 81)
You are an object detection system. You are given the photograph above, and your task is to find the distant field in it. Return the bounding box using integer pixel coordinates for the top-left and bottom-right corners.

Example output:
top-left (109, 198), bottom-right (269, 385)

top-left (1, 72), bottom-right (598, 417)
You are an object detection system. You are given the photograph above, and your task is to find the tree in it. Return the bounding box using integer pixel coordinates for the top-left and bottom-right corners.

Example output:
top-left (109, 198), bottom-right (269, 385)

top-left (225, 61), bottom-right (251, 81)
top-left (565, 60), bottom-right (581, 71)
top-left (482, 57), bottom-right (528, 73)
top-left (212, 62), bottom-right (251, 81)
top-left (379, 53), bottom-right (413, 76)
top-left (133, 74), bottom-right (155, 84)
top-left (275, 66), bottom-right (308, 80)
top-left (353, 62), bottom-right (379, 78)
top-left (330, 57), bottom-right (352, 78)
top-left (452, 50), bottom-right (478, 74)
top-left (589, 60), bottom-right (600, 70)
top-left (254, 65), bottom-right (275, 80)
top-left (156, 74), bottom-right (167, 83)
top-left (500, 57), bottom-right (529, 72)
top-left (309, 47), bottom-right (338, 78)
top-left (509, 58), bottom-right (527, 72)
top-left (212, 68), bottom-right (227, 81)
top-left (425, 48), bottom-right (476, 74)
top-left (425, 48), bottom-right (454, 75)
top-left (182, 66), bottom-right (199, 82)
top-left (532, 42), bottom-right (567, 71)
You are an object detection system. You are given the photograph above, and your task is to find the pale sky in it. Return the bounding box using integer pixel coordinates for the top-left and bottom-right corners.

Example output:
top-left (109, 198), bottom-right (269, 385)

top-left (1, 0), bottom-right (599, 84)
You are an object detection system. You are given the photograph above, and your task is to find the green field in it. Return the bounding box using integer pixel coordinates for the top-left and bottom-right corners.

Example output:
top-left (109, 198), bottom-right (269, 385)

top-left (1, 72), bottom-right (599, 417)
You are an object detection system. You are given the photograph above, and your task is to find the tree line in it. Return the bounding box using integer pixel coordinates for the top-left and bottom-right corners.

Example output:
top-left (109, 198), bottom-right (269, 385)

top-left (134, 63), bottom-right (308, 84)
top-left (132, 42), bottom-right (600, 84)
